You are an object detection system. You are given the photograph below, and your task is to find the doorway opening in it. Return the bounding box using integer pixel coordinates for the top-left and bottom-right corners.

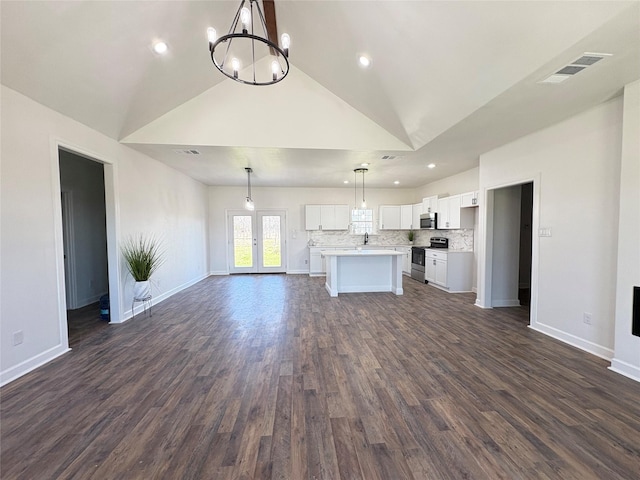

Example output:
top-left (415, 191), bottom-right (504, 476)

top-left (59, 149), bottom-right (110, 345)
top-left (227, 210), bottom-right (287, 274)
top-left (485, 181), bottom-right (535, 322)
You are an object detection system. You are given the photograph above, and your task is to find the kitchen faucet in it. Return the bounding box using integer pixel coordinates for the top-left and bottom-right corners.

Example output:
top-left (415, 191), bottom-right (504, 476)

top-left (364, 232), bottom-right (369, 245)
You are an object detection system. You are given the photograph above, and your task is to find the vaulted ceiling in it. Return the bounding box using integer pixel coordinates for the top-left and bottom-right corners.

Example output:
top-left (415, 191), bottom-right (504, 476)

top-left (2, 1), bottom-right (639, 188)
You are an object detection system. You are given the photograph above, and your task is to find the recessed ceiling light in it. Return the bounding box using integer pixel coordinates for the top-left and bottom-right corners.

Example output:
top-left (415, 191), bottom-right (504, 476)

top-left (358, 55), bottom-right (371, 68)
top-left (427, 163), bottom-right (436, 169)
top-left (361, 162), bottom-right (369, 167)
top-left (153, 41), bottom-right (168, 54)
top-left (343, 180), bottom-right (349, 184)
top-left (394, 180), bottom-right (400, 185)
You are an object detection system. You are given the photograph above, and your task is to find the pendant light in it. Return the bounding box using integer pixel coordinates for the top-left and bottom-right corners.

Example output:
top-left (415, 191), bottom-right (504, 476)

top-left (244, 167), bottom-right (255, 211)
top-left (354, 168), bottom-right (368, 208)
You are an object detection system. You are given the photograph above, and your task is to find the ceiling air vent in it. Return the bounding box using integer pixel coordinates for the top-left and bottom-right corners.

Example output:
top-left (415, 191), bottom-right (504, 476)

top-left (173, 149), bottom-right (201, 155)
top-left (572, 55), bottom-right (604, 66)
top-left (539, 52), bottom-right (612, 85)
top-left (555, 65), bottom-right (586, 75)
top-left (381, 155), bottom-right (397, 160)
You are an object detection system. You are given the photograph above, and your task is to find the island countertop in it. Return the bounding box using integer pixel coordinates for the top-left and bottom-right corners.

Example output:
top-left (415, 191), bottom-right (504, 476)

top-left (322, 249), bottom-right (405, 257)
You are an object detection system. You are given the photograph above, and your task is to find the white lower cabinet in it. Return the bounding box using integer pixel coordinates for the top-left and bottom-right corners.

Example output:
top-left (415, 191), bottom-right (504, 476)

top-left (395, 246), bottom-right (412, 275)
top-left (309, 247), bottom-right (335, 275)
top-left (425, 250), bottom-right (473, 292)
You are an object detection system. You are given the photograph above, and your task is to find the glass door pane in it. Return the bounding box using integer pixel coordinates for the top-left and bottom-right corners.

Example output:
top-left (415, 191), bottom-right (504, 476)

top-left (261, 215), bottom-right (281, 268)
top-left (233, 215), bottom-right (254, 268)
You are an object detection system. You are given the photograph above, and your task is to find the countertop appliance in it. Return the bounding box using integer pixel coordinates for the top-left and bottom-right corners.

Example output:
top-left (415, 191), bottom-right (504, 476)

top-left (429, 237), bottom-right (449, 249)
top-left (419, 212), bottom-right (437, 230)
top-left (411, 246), bottom-right (428, 282)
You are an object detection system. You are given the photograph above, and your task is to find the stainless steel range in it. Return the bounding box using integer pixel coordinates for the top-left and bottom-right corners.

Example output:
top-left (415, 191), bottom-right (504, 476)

top-left (411, 237), bottom-right (449, 282)
top-left (410, 246), bottom-right (428, 282)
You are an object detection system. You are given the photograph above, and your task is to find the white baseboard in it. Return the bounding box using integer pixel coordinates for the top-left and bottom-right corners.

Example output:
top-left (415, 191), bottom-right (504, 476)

top-left (609, 359), bottom-right (640, 383)
top-left (474, 299), bottom-right (492, 309)
top-left (121, 273), bottom-right (210, 322)
top-left (209, 270), bottom-right (229, 276)
top-left (492, 299), bottom-right (521, 307)
top-left (286, 269), bottom-right (308, 275)
top-left (0, 344), bottom-right (71, 387)
top-left (529, 322), bottom-right (614, 361)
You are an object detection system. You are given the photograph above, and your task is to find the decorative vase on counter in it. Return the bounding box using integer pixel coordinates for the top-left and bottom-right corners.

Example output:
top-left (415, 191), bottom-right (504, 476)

top-left (133, 280), bottom-right (151, 300)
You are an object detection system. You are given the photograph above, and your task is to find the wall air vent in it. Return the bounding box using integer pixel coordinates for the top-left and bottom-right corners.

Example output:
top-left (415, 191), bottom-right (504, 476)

top-left (173, 149), bottom-right (201, 155)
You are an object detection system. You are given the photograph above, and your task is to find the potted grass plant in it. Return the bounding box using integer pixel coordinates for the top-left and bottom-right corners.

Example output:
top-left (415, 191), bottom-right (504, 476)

top-left (121, 234), bottom-right (164, 300)
top-left (408, 230), bottom-right (415, 244)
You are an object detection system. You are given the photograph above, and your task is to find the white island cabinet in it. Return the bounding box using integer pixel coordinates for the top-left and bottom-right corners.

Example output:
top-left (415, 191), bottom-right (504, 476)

top-left (322, 250), bottom-right (404, 297)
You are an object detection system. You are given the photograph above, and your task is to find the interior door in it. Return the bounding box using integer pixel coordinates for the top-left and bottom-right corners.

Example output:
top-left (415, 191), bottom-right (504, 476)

top-left (228, 210), bottom-right (287, 274)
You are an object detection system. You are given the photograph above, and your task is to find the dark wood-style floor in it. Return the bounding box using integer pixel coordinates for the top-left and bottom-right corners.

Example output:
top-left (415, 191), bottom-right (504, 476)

top-left (2, 275), bottom-right (639, 479)
top-left (67, 301), bottom-right (110, 346)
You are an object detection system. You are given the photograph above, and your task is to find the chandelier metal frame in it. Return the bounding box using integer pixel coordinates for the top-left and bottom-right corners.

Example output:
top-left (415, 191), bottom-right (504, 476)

top-left (208, 0), bottom-right (290, 86)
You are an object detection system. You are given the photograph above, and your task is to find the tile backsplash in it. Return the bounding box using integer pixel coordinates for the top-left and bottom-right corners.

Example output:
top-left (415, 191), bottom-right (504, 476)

top-left (307, 229), bottom-right (474, 251)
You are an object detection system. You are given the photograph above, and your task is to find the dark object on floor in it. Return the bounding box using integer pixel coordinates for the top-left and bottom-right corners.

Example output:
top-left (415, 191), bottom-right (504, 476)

top-left (99, 294), bottom-right (110, 321)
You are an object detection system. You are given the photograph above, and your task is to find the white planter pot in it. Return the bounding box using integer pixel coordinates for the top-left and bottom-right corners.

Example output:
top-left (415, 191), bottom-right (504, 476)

top-left (133, 280), bottom-right (151, 300)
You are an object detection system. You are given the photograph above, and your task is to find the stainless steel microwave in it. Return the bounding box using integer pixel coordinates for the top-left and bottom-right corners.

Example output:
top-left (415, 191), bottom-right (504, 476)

top-left (420, 212), bottom-right (437, 229)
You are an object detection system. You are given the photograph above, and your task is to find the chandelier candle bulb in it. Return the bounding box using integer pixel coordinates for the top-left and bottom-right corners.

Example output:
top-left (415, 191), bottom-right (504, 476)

top-left (232, 58), bottom-right (240, 78)
top-left (240, 7), bottom-right (251, 32)
top-left (281, 33), bottom-right (290, 57)
top-left (207, 27), bottom-right (216, 47)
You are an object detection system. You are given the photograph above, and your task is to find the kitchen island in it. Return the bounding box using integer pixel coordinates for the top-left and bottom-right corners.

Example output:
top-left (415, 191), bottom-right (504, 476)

top-left (321, 249), bottom-right (404, 297)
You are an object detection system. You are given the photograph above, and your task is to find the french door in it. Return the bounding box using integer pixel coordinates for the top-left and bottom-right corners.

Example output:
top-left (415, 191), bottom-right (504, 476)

top-left (227, 210), bottom-right (287, 274)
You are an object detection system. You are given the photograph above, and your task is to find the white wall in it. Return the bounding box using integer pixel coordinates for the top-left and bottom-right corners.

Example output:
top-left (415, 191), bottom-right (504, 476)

top-left (478, 95), bottom-right (624, 360)
top-left (0, 86), bottom-right (209, 385)
top-left (416, 167), bottom-right (479, 198)
top-left (59, 150), bottom-right (109, 307)
top-left (209, 186), bottom-right (416, 274)
top-left (611, 80), bottom-right (640, 381)
top-left (491, 185), bottom-right (521, 307)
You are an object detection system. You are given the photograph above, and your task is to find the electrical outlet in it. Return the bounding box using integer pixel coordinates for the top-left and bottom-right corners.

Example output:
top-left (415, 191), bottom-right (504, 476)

top-left (583, 312), bottom-right (592, 325)
top-left (13, 330), bottom-right (24, 346)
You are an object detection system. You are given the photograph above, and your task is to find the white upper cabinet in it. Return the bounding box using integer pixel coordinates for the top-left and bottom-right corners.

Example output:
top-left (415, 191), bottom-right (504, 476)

top-left (305, 205), bottom-right (350, 230)
top-left (422, 195), bottom-right (438, 213)
top-left (379, 205), bottom-right (401, 230)
top-left (400, 204), bottom-right (413, 230)
top-left (437, 195), bottom-right (474, 229)
top-left (412, 203), bottom-right (422, 230)
top-left (460, 191), bottom-right (479, 208)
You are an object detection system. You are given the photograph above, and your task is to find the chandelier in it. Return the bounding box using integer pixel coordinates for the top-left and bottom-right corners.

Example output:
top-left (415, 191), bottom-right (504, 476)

top-left (207, 0), bottom-right (290, 86)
